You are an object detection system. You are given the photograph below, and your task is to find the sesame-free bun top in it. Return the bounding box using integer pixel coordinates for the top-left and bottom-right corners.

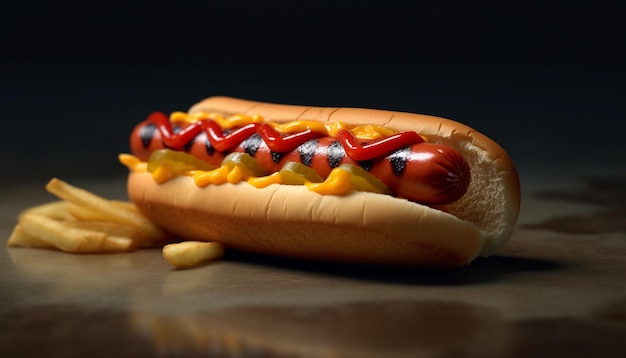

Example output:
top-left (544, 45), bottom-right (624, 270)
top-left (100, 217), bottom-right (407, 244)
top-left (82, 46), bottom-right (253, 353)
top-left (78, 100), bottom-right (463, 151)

top-left (127, 96), bottom-right (520, 267)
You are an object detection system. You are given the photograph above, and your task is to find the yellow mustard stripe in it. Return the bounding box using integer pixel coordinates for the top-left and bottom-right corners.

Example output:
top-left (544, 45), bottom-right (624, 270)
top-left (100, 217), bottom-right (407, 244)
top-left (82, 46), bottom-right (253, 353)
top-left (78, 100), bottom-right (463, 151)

top-left (120, 153), bottom-right (371, 196)
top-left (170, 111), bottom-right (265, 129)
top-left (193, 166), bottom-right (230, 187)
top-left (151, 165), bottom-right (176, 184)
top-left (118, 154), bottom-right (147, 172)
top-left (247, 172), bottom-right (282, 188)
top-left (305, 168), bottom-right (354, 196)
top-left (169, 112), bottom-right (398, 140)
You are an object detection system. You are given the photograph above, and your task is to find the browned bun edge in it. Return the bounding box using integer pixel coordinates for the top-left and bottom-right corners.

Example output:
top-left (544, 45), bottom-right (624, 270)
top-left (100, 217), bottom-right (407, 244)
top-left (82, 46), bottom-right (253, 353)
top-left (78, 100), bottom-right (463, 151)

top-left (128, 172), bottom-right (485, 268)
top-left (188, 96), bottom-right (521, 256)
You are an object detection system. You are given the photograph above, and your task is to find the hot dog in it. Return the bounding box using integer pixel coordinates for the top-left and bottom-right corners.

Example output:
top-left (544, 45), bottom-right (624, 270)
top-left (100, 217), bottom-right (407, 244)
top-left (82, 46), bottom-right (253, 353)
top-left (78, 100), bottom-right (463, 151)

top-left (121, 96), bottom-right (520, 268)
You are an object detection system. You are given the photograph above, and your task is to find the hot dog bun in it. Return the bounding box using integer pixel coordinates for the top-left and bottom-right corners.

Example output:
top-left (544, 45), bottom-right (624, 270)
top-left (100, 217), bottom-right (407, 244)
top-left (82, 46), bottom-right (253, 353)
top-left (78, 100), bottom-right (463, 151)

top-left (127, 96), bottom-right (520, 268)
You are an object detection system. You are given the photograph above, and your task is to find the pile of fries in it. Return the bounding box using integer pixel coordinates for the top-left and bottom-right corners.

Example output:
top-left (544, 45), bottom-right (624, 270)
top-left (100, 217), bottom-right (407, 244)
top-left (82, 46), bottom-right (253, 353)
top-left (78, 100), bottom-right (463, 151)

top-left (7, 178), bottom-right (224, 268)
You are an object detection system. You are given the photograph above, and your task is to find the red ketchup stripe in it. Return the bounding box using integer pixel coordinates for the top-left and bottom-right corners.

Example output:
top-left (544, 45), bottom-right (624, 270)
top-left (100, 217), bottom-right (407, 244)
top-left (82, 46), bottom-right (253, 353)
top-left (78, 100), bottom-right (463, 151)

top-left (201, 121), bottom-right (259, 152)
top-left (257, 124), bottom-right (325, 153)
top-left (146, 111), bottom-right (425, 161)
top-left (336, 130), bottom-right (425, 161)
top-left (149, 112), bottom-right (203, 150)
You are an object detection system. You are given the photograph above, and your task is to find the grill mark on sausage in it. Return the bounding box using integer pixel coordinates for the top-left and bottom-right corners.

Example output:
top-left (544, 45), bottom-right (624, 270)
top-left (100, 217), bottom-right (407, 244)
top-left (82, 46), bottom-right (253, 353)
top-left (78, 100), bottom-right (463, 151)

top-left (139, 123), bottom-right (157, 148)
top-left (202, 133), bottom-right (215, 156)
top-left (298, 139), bottom-right (318, 167)
top-left (242, 133), bottom-right (263, 157)
top-left (359, 159), bottom-right (374, 172)
top-left (271, 152), bottom-right (284, 163)
top-left (184, 138), bottom-right (195, 152)
top-left (327, 140), bottom-right (345, 168)
top-left (387, 147), bottom-right (410, 176)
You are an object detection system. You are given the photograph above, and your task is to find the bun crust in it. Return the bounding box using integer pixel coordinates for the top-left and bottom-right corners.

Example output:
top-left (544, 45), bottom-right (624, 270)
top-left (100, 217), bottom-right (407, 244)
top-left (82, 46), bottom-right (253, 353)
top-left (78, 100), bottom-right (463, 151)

top-left (128, 96), bottom-right (520, 267)
top-left (128, 172), bottom-right (484, 267)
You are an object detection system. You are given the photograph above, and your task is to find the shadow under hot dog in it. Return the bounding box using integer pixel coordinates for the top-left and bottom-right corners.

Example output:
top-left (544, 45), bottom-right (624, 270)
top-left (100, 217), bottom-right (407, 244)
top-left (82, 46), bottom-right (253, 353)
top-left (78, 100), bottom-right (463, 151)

top-left (221, 250), bottom-right (563, 286)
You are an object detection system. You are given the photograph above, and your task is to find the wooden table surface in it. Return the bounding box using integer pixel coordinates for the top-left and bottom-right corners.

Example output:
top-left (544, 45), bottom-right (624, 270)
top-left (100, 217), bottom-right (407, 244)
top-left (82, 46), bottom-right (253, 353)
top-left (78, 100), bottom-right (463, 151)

top-left (1, 164), bottom-right (625, 358)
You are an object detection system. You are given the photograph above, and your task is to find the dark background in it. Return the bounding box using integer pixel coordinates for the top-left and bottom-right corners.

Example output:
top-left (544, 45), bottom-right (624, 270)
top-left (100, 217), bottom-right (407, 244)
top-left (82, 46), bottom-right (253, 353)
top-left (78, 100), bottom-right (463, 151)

top-left (1, 1), bottom-right (624, 187)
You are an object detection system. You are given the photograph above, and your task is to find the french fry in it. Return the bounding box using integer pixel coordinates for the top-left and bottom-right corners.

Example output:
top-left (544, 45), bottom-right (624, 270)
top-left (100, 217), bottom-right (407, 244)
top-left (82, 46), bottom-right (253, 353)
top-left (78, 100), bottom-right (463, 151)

top-left (19, 213), bottom-right (107, 253)
top-left (7, 224), bottom-right (55, 249)
top-left (102, 236), bottom-right (134, 253)
top-left (162, 241), bottom-right (225, 269)
top-left (46, 178), bottom-right (165, 241)
top-left (13, 216), bottom-right (135, 253)
top-left (63, 220), bottom-right (154, 249)
top-left (70, 200), bottom-right (139, 219)
top-left (63, 220), bottom-right (143, 240)
top-left (67, 201), bottom-right (141, 221)
top-left (67, 202), bottom-right (106, 221)
top-left (19, 201), bottom-right (74, 221)
top-left (111, 200), bottom-right (140, 213)
top-left (7, 178), bottom-right (213, 266)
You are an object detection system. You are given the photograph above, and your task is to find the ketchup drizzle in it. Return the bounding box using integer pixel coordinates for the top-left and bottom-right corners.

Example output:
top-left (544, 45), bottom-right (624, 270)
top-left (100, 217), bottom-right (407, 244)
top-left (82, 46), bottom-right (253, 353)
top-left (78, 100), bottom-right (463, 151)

top-left (257, 123), bottom-right (325, 153)
top-left (202, 121), bottom-right (259, 152)
top-left (336, 130), bottom-right (424, 161)
top-left (149, 112), bottom-right (202, 150)
top-left (145, 111), bottom-right (425, 162)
